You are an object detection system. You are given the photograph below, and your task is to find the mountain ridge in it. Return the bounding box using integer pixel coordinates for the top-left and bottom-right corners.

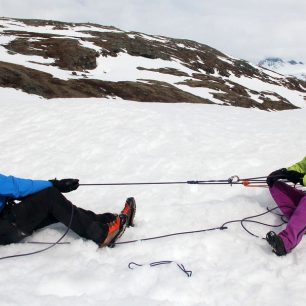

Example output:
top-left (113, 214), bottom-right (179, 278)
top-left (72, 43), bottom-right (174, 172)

top-left (0, 17), bottom-right (305, 110)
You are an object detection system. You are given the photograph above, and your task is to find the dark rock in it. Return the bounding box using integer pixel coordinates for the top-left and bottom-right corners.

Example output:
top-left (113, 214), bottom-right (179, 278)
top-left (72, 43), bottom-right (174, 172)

top-left (6, 37), bottom-right (98, 71)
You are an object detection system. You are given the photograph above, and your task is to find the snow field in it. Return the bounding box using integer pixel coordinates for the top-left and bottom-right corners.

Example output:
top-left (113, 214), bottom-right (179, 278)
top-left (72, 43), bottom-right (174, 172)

top-left (0, 88), bottom-right (306, 305)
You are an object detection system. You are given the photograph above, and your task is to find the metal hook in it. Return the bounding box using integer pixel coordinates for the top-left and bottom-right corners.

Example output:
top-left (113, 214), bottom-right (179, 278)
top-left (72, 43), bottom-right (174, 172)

top-left (228, 175), bottom-right (240, 186)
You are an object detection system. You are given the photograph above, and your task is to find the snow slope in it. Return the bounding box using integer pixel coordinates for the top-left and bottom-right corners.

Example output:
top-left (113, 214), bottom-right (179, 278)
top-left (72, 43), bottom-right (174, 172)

top-left (258, 58), bottom-right (306, 81)
top-left (0, 88), bottom-right (306, 306)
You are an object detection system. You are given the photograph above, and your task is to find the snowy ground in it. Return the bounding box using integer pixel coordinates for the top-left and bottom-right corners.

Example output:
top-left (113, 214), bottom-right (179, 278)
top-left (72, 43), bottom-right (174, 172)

top-left (0, 88), bottom-right (306, 306)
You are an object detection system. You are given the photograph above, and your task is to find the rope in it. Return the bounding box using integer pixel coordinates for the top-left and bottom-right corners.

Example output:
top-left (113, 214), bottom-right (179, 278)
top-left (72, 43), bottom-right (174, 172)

top-left (0, 203), bottom-right (74, 261)
top-left (79, 175), bottom-right (270, 187)
top-left (128, 261), bottom-right (192, 278)
top-left (0, 173), bottom-right (296, 261)
top-left (0, 204), bottom-right (290, 261)
top-left (115, 205), bottom-right (288, 246)
top-left (125, 205), bottom-right (290, 278)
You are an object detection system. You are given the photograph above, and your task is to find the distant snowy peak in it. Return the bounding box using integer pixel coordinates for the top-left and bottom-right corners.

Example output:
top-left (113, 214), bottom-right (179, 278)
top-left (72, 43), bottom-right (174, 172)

top-left (258, 57), bottom-right (304, 68)
top-left (0, 17), bottom-right (305, 110)
top-left (258, 57), bottom-right (306, 81)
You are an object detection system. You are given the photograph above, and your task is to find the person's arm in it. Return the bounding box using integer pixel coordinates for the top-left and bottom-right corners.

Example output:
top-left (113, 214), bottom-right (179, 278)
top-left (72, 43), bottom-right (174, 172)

top-left (287, 156), bottom-right (306, 173)
top-left (0, 174), bottom-right (52, 199)
top-left (287, 156), bottom-right (306, 186)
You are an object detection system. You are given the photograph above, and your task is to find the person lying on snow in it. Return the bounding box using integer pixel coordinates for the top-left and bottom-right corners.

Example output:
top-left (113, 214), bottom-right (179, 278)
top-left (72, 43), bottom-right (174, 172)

top-left (0, 174), bottom-right (136, 247)
top-left (266, 156), bottom-right (306, 256)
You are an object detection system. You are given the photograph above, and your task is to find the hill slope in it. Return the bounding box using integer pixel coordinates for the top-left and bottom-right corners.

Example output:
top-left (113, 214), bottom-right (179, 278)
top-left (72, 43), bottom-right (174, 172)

top-left (0, 17), bottom-right (305, 110)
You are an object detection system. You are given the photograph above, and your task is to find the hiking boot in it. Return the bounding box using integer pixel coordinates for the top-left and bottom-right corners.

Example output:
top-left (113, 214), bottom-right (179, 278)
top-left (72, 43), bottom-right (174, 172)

top-left (100, 214), bottom-right (127, 248)
top-left (121, 197), bottom-right (136, 227)
top-left (266, 231), bottom-right (287, 256)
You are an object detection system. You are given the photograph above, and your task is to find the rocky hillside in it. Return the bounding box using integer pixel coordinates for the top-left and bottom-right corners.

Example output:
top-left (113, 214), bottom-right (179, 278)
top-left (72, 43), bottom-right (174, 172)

top-left (0, 17), bottom-right (305, 110)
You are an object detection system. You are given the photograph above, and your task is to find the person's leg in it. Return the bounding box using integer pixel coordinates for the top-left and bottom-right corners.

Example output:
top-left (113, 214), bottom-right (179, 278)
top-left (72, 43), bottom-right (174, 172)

top-left (77, 208), bottom-right (116, 224)
top-left (33, 211), bottom-right (116, 230)
top-left (0, 202), bottom-right (30, 244)
top-left (0, 219), bottom-right (28, 245)
top-left (278, 195), bottom-right (306, 252)
top-left (269, 181), bottom-right (305, 218)
top-left (11, 187), bottom-right (114, 244)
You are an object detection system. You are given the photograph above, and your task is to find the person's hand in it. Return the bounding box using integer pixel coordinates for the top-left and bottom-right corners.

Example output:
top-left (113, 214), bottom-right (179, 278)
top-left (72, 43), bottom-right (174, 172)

top-left (285, 171), bottom-right (304, 185)
top-left (266, 168), bottom-right (287, 187)
top-left (49, 178), bottom-right (79, 193)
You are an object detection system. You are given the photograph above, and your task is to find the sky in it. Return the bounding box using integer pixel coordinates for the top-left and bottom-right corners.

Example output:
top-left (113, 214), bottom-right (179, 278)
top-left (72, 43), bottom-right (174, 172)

top-left (0, 0), bottom-right (305, 64)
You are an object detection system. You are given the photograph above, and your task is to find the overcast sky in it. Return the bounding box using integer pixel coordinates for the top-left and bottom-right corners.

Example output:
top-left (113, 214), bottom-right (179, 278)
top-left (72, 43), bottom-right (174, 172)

top-left (1, 0), bottom-right (305, 63)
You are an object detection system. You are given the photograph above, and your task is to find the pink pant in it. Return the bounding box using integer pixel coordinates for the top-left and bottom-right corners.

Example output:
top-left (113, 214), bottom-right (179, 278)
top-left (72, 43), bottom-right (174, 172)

top-left (270, 181), bottom-right (306, 252)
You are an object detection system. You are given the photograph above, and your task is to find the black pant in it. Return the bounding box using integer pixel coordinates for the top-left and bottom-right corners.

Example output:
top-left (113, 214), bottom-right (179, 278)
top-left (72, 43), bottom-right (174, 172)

top-left (0, 187), bottom-right (116, 245)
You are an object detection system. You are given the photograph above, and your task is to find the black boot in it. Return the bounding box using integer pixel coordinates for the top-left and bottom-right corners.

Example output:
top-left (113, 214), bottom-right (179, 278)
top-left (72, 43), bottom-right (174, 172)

top-left (266, 231), bottom-right (287, 256)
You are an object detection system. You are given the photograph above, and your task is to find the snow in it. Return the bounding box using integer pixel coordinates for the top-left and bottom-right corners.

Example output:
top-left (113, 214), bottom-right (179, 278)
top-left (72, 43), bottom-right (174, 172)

top-left (275, 64), bottom-right (306, 80)
top-left (176, 43), bottom-right (198, 51)
top-left (228, 73), bottom-right (306, 108)
top-left (217, 56), bottom-right (234, 65)
top-left (0, 87), bottom-right (306, 305)
top-left (78, 39), bottom-right (102, 52)
top-left (258, 58), bottom-right (306, 81)
top-left (89, 52), bottom-right (194, 83)
top-left (0, 34), bottom-right (17, 45)
top-left (175, 84), bottom-right (224, 104)
top-left (125, 33), bottom-right (168, 43)
top-left (139, 33), bottom-right (168, 43)
top-left (0, 18), bottom-right (121, 38)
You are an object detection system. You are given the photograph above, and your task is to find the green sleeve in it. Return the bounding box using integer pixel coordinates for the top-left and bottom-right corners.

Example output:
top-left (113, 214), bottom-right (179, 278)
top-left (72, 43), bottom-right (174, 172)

top-left (287, 156), bottom-right (306, 186)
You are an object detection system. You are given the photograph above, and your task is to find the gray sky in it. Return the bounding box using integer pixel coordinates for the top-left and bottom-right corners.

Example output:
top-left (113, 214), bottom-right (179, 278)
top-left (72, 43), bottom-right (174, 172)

top-left (0, 0), bottom-right (305, 63)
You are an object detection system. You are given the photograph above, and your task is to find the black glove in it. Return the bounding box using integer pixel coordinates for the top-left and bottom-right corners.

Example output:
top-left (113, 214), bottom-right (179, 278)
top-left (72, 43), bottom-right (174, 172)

top-left (50, 178), bottom-right (79, 193)
top-left (285, 171), bottom-right (304, 185)
top-left (266, 168), bottom-right (287, 187)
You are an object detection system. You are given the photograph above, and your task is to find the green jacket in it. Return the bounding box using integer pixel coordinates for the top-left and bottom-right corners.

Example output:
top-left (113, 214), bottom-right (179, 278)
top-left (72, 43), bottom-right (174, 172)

top-left (287, 156), bottom-right (306, 186)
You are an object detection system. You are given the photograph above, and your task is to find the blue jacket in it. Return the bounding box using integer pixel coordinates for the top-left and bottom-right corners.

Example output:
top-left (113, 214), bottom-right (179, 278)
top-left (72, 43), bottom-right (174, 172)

top-left (0, 174), bottom-right (52, 212)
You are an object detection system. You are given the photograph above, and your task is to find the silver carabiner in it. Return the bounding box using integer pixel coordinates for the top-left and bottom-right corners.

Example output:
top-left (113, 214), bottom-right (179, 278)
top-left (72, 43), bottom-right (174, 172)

top-left (228, 175), bottom-right (240, 186)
